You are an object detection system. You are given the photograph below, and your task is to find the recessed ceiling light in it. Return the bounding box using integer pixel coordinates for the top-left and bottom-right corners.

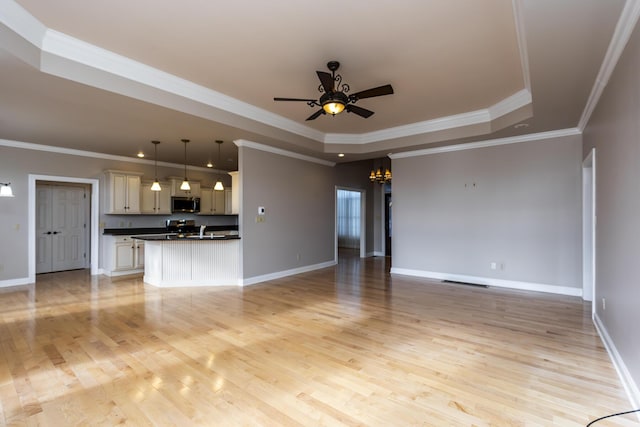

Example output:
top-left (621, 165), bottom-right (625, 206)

top-left (338, 153), bottom-right (345, 158)
top-left (514, 123), bottom-right (529, 129)
top-left (206, 161), bottom-right (213, 168)
top-left (137, 151), bottom-right (145, 158)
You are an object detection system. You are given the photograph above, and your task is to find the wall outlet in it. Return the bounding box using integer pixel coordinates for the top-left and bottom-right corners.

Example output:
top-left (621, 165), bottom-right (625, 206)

top-left (602, 298), bottom-right (606, 311)
top-left (296, 253), bottom-right (300, 261)
top-left (256, 216), bottom-right (265, 223)
top-left (490, 262), bottom-right (497, 270)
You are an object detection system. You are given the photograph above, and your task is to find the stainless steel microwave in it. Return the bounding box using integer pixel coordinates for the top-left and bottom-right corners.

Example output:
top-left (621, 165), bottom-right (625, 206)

top-left (171, 197), bottom-right (200, 213)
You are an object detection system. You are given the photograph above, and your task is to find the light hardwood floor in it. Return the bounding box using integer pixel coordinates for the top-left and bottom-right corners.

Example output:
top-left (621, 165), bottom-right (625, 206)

top-left (0, 253), bottom-right (637, 426)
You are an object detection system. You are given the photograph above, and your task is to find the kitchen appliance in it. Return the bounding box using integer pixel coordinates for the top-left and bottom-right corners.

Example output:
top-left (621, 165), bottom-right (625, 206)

top-left (165, 219), bottom-right (198, 236)
top-left (171, 196), bottom-right (200, 213)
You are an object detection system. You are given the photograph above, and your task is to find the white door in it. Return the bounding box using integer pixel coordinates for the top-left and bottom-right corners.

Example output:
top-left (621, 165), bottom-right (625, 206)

top-left (36, 184), bottom-right (87, 273)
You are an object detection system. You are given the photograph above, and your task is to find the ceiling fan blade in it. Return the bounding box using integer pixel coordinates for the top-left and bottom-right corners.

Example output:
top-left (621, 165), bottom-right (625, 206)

top-left (316, 71), bottom-right (335, 93)
top-left (350, 84), bottom-right (394, 100)
top-left (346, 104), bottom-right (374, 118)
top-left (306, 109), bottom-right (325, 121)
top-left (274, 97), bottom-right (317, 102)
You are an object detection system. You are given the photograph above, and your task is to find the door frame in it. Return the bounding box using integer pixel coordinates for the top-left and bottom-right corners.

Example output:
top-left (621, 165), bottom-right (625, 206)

top-left (582, 149), bottom-right (596, 311)
top-left (335, 186), bottom-right (366, 261)
top-left (28, 175), bottom-right (100, 282)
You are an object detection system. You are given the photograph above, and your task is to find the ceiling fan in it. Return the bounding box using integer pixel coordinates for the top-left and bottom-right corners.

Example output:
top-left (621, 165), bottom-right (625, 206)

top-left (274, 61), bottom-right (394, 121)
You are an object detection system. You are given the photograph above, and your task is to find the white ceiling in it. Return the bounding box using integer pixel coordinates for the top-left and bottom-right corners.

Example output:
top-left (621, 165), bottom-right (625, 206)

top-left (0, 0), bottom-right (628, 169)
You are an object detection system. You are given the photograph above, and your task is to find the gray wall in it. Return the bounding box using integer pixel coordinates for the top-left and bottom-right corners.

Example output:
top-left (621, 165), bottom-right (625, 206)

top-left (392, 134), bottom-right (583, 289)
top-left (583, 17), bottom-right (640, 396)
top-left (0, 144), bottom-right (233, 282)
top-left (239, 145), bottom-right (335, 280)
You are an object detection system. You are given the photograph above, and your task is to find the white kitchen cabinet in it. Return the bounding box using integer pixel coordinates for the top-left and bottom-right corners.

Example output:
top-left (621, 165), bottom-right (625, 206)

top-left (228, 171), bottom-right (239, 214)
top-left (104, 170), bottom-right (143, 214)
top-left (140, 181), bottom-right (171, 214)
top-left (169, 178), bottom-right (201, 198)
top-left (134, 240), bottom-right (144, 270)
top-left (104, 235), bottom-right (144, 276)
top-left (199, 188), bottom-right (226, 215)
top-left (224, 189), bottom-right (233, 214)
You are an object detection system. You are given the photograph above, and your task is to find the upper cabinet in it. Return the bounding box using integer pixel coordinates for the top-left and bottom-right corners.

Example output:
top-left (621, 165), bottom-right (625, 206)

top-left (140, 181), bottom-right (171, 215)
top-left (169, 177), bottom-right (201, 198)
top-left (199, 188), bottom-right (226, 215)
top-left (228, 171), bottom-right (239, 214)
top-left (104, 170), bottom-right (144, 214)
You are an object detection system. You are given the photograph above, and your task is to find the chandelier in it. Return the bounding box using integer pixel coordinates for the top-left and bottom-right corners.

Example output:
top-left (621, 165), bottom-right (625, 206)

top-left (369, 165), bottom-right (392, 184)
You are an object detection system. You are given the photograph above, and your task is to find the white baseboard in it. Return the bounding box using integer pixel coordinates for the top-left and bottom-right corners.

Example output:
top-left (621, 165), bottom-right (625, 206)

top-left (593, 312), bottom-right (640, 411)
top-left (0, 277), bottom-right (32, 288)
top-left (102, 269), bottom-right (144, 277)
top-left (390, 268), bottom-right (582, 297)
top-left (371, 251), bottom-right (385, 257)
top-left (241, 260), bottom-right (336, 287)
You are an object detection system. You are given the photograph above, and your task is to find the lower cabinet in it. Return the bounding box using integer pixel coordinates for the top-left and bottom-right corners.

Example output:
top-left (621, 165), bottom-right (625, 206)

top-left (103, 235), bottom-right (144, 276)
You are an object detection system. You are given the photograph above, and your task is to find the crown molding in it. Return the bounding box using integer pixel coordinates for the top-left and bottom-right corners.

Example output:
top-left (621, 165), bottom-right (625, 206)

top-left (234, 139), bottom-right (335, 167)
top-left (325, 89), bottom-right (531, 145)
top-left (579, 0), bottom-right (640, 131)
top-left (512, 0), bottom-right (531, 91)
top-left (3, 0), bottom-right (533, 151)
top-left (39, 29), bottom-right (325, 143)
top-left (389, 128), bottom-right (581, 159)
top-left (0, 0), bottom-right (46, 47)
top-left (0, 138), bottom-right (218, 172)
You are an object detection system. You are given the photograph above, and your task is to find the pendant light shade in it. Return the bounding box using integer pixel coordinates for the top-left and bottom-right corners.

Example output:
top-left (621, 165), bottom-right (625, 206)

top-left (151, 140), bottom-right (162, 191)
top-left (180, 139), bottom-right (191, 191)
top-left (214, 140), bottom-right (224, 191)
top-left (0, 182), bottom-right (14, 197)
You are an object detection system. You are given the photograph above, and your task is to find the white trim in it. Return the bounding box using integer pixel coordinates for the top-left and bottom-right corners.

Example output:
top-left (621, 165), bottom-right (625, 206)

top-left (389, 268), bottom-right (582, 297)
top-left (325, 90), bottom-right (531, 145)
top-left (371, 251), bottom-right (385, 257)
top-left (0, 138), bottom-right (217, 173)
top-left (234, 139), bottom-right (336, 167)
top-left (240, 260), bottom-right (336, 287)
top-left (578, 0), bottom-right (640, 130)
top-left (38, 29), bottom-right (324, 143)
top-left (1, 4), bottom-right (533, 148)
top-left (512, 0), bottom-right (531, 91)
top-left (389, 128), bottom-right (581, 159)
top-left (28, 175), bottom-right (100, 282)
top-left (593, 313), bottom-right (640, 410)
top-left (0, 277), bottom-right (31, 288)
top-left (582, 149), bottom-right (596, 305)
top-left (0, 0), bottom-right (47, 48)
top-left (103, 270), bottom-right (144, 278)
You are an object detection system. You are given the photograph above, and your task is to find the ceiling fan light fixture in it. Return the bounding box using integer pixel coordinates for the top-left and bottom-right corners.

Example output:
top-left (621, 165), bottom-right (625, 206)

top-left (323, 100), bottom-right (345, 115)
top-left (321, 91), bottom-right (348, 116)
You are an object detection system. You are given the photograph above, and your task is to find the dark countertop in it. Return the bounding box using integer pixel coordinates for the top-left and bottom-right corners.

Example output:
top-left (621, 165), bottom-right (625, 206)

top-left (132, 234), bottom-right (240, 241)
top-left (103, 226), bottom-right (238, 236)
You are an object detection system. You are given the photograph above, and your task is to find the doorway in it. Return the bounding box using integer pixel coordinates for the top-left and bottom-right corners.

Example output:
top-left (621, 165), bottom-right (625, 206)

top-left (28, 175), bottom-right (100, 282)
top-left (36, 183), bottom-right (89, 274)
top-left (335, 187), bottom-right (365, 260)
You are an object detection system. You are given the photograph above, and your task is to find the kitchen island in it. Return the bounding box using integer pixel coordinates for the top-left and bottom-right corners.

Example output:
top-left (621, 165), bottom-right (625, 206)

top-left (133, 234), bottom-right (240, 287)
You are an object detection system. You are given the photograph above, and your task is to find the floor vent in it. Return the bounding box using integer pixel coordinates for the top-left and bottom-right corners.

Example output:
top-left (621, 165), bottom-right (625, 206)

top-left (442, 280), bottom-right (488, 288)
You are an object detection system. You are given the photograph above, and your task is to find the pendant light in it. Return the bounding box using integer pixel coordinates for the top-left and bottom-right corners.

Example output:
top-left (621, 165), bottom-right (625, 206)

top-left (180, 138), bottom-right (191, 191)
top-left (0, 182), bottom-right (14, 197)
top-left (150, 140), bottom-right (162, 191)
top-left (213, 140), bottom-right (224, 191)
